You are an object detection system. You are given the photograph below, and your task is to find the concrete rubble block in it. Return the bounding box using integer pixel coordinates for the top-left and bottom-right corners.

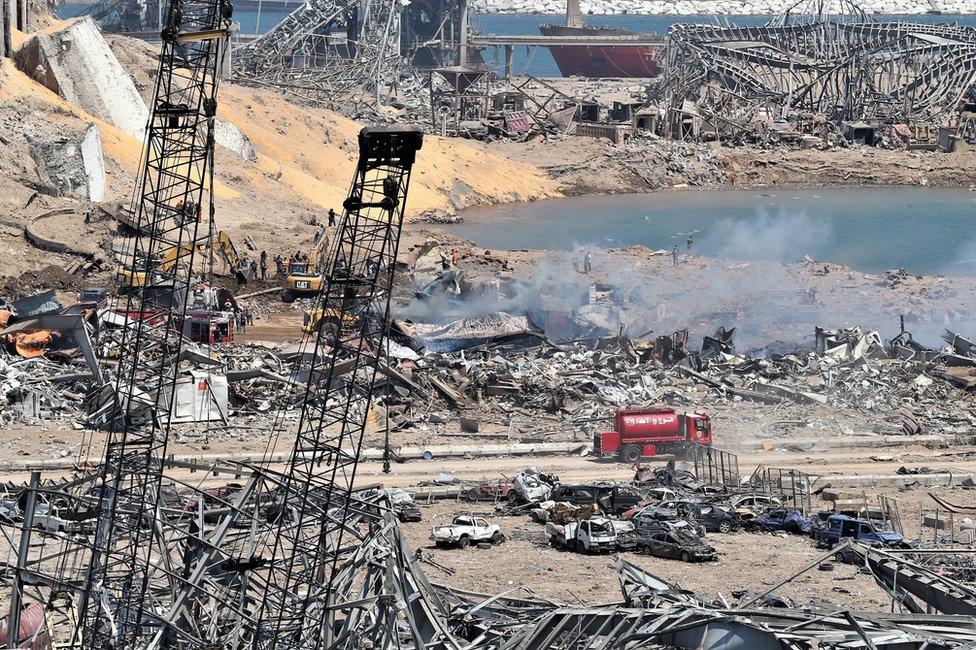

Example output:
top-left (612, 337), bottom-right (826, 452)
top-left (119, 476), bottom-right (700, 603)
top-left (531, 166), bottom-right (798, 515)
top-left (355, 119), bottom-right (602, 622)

top-left (28, 123), bottom-right (106, 202)
top-left (214, 118), bottom-right (258, 162)
top-left (14, 16), bottom-right (148, 138)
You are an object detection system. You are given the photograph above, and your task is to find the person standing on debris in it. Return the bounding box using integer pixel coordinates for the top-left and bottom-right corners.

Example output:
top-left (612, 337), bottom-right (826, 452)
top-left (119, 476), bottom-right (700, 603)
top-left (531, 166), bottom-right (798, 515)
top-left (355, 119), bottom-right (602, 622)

top-left (250, 259), bottom-right (258, 281)
top-left (583, 251), bottom-right (592, 274)
top-left (246, 308), bottom-right (254, 326)
top-left (259, 250), bottom-right (268, 280)
top-left (237, 310), bottom-right (246, 334)
top-left (274, 254), bottom-right (284, 276)
top-left (328, 208), bottom-right (337, 227)
top-left (686, 235), bottom-right (694, 253)
top-left (672, 244), bottom-right (679, 268)
top-left (451, 248), bottom-right (460, 267)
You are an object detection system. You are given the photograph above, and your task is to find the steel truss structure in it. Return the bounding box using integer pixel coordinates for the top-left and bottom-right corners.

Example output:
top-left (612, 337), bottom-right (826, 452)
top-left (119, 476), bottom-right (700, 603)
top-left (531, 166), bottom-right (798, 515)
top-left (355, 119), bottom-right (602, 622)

top-left (76, 0), bottom-right (233, 646)
top-left (232, 0), bottom-right (406, 109)
top-left (656, 1), bottom-right (976, 136)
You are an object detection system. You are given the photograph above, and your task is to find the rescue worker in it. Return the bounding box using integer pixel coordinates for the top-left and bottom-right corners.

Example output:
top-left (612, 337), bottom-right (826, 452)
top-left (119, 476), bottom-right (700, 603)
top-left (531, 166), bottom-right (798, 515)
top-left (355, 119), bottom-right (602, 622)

top-left (583, 251), bottom-right (592, 274)
top-left (687, 234), bottom-right (694, 253)
top-left (672, 244), bottom-right (679, 268)
top-left (259, 250), bottom-right (268, 280)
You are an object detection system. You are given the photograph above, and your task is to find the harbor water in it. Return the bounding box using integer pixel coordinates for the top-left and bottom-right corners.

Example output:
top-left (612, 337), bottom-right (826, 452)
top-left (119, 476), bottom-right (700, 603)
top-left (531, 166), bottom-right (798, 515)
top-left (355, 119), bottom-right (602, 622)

top-left (445, 187), bottom-right (976, 276)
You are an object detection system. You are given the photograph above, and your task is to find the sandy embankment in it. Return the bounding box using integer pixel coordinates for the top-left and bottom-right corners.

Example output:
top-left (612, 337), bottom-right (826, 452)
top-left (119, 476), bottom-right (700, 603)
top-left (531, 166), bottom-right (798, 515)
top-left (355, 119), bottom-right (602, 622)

top-left (0, 28), bottom-right (561, 277)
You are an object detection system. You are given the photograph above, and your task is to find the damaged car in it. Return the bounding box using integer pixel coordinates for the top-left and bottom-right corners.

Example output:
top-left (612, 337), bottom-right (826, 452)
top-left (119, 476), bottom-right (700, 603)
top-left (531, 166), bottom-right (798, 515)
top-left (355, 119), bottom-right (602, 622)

top-left (814, 514), bottom-right (906, 549)
top-left (548, 517), bottom-right (634, 553)
top-left (512, 468), bottom-right (557, 504)
top-left (751, 507), bottom-right (812, 534)
top-left (388, 488), bottom-right (422, 522)
top-left (634, 522), bottom-right (717, 562)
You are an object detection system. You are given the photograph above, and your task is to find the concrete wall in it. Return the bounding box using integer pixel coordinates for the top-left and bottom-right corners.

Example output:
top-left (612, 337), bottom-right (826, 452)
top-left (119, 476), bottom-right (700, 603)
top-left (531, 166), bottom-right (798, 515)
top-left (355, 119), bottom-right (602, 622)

top-left (80, 124), bottom-right (106, 202)
top-left (214, 118), bottom-right (258, 162)
top-left (28, 124), bottom-right (107, 202)
top-left (15, 17), bottom-right (148, 138)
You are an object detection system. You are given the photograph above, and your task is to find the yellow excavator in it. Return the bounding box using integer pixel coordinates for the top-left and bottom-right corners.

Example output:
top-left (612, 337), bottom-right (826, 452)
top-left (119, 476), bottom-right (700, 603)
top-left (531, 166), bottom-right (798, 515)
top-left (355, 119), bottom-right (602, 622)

top-left (117, 231), bottom-right (247, 288)
top-left (282, 261), bottom-right (324, 303)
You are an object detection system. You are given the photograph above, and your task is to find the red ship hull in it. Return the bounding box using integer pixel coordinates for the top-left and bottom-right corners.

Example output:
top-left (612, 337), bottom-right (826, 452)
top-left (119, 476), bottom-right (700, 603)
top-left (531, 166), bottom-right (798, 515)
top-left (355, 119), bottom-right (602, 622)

top-left (540, 24), bottom-right (664, 78)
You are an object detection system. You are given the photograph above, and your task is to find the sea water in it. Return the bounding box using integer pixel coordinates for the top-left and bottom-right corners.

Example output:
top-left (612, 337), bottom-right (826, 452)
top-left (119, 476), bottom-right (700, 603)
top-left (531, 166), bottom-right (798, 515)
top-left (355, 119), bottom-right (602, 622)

top-left (446, 187), bottom-right (976, 275)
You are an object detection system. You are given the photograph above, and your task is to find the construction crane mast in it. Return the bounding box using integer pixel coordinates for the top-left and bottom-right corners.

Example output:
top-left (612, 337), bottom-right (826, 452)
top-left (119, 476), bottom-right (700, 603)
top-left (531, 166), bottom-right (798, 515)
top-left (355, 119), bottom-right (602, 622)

top-left (251, 126), bottom-right (423, 648)
top-left (76, 0), bottom-right (232, 645)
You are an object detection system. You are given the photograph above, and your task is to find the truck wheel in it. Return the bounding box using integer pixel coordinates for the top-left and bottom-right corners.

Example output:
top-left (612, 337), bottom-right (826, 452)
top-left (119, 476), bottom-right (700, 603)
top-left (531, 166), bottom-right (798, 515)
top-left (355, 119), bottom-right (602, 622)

top-left (281, 290), bottom-right (295, 303)
top-left (718, 520), bottom-right (732, 534)
top-left (458, 536), bottom-right (470, 549)
top-left (621, 445), bottom-right (643, 464)
top-left (491, 531), bottom-right (504, 545)
top-left (680, 551), bottom-right (691, 562)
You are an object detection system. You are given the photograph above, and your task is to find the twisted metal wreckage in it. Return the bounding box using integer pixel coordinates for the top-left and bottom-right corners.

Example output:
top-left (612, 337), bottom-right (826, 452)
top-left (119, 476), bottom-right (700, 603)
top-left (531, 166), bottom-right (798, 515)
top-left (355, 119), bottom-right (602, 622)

top-left (654, 0), bottom-right (976, 140)
top-left (3, 0), bottom-right (976, 646)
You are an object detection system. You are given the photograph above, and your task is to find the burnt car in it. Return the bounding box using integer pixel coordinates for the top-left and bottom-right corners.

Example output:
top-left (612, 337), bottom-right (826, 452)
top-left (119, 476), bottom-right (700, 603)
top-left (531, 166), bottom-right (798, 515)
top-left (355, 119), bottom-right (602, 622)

top-left (632, 500), bottom-right (703, 527)
top-left (388, 488), bottom-right (422, 522)
top-left (635, 522), bottom-right (717, 562)
top-left (549, 484), bottom-right (644, 516)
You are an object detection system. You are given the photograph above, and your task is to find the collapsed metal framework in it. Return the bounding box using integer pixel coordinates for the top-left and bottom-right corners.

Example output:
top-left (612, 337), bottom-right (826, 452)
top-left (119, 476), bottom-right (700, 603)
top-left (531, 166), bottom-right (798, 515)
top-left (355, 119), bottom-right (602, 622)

top-left (232, 0), bottom-right (404, 109)
top-left (82, 0), bottom-right (163, 33)
top-left (229, 0), bottom-right (466, 113)
top-left (656, 8), bottom-right (976, 138)
top-left (1, 125), bottom-right (422, 648)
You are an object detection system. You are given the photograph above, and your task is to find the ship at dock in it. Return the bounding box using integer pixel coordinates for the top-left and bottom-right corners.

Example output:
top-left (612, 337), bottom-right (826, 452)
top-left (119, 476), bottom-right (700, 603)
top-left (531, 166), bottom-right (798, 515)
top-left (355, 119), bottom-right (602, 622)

top-left (539, 0), bottom-right (664, 77)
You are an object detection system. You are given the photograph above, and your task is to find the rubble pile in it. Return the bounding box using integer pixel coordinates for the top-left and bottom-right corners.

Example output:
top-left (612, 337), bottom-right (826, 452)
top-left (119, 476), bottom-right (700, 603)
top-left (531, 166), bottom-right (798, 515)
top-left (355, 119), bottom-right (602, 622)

top-left (383, 324), bottom-right (976, 440)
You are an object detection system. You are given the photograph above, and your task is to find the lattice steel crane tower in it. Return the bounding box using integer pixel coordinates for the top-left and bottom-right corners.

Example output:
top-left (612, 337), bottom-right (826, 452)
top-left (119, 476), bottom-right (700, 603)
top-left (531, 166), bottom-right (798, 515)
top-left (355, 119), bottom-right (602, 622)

top-left (251, 125), bottom-right (423, 648)
top-left (75, 0), bottom-right (232, 645)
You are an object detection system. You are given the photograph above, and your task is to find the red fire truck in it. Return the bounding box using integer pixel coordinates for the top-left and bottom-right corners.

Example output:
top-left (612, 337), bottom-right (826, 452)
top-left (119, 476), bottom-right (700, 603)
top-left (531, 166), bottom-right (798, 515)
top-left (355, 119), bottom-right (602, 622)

top-left (594, 407), bottom-right (712, 462)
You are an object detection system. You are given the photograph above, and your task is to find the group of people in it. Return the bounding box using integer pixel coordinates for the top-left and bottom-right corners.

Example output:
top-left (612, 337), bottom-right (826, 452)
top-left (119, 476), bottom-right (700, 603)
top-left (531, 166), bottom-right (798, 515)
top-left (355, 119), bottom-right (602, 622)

top-left (236, 307), bottom-right (253, 334)
top-left (272, 251), bottom-right (313, 276)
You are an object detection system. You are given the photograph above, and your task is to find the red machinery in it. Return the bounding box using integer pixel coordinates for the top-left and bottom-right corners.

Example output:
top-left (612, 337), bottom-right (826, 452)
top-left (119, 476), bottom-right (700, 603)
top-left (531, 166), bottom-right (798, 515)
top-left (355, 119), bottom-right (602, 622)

top-left (594, 407), bottom-right (712, 462)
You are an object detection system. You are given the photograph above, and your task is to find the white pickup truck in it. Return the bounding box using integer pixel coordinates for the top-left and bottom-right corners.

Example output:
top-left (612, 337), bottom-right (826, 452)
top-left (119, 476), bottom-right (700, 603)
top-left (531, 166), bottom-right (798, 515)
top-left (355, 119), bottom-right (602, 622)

top-left (548, 517), bottom-right (635, 553)
top-left (430, 515), bottom-right (504, 548)
top-left (33, 504), bottom-right (92, 535)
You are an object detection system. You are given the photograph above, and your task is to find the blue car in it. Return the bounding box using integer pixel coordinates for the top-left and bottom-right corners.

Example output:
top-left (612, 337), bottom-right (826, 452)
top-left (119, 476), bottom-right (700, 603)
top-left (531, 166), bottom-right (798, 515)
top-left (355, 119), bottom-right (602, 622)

top-left (752, 507), bottom-right (813, 534)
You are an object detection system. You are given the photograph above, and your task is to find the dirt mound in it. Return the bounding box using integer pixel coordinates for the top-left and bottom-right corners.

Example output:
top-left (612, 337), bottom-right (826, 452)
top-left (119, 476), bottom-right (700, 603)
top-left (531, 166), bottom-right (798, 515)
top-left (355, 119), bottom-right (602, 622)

top-left (0, 265), bottom-right (83, 301)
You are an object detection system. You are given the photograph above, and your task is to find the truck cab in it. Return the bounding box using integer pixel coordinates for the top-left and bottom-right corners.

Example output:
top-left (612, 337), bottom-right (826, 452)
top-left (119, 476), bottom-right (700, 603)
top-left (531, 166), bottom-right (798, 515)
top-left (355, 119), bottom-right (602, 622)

top-left (595, 407), bottom-right (713, 462)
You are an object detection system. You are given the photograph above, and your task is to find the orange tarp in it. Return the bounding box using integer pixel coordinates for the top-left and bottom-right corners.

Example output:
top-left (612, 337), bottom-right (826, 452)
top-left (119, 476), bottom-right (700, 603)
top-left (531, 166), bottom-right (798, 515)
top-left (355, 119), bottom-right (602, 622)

top-left (10, 331), bottom-right (53, 358)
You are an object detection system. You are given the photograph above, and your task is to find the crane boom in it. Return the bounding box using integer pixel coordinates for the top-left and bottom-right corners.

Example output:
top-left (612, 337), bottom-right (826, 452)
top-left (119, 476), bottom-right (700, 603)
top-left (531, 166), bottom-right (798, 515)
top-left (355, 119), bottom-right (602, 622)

top-left (251, 126), bottom-right (423, 648)
top-left (76, 0), bottom-right (232, 646)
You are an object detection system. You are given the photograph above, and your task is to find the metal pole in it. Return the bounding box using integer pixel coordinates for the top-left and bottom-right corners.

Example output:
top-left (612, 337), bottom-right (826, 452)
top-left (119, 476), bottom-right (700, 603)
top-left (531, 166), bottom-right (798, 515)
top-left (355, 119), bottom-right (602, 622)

top-left (457, 0), bottom-right (468, 67)
top-left (9, 471), bottom-right (40, 649)
top-left (1, 0), bottom-right (10, 58)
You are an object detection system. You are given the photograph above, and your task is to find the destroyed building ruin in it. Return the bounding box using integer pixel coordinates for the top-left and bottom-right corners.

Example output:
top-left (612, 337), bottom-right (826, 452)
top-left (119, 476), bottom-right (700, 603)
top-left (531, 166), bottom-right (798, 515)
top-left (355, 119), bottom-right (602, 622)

top-left (654, 2), bottom-right (976, 145)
